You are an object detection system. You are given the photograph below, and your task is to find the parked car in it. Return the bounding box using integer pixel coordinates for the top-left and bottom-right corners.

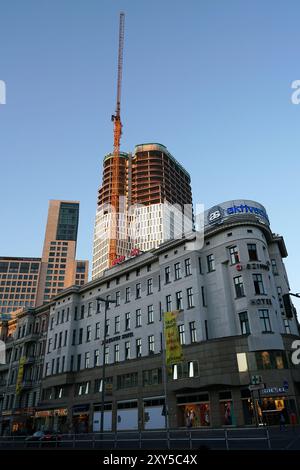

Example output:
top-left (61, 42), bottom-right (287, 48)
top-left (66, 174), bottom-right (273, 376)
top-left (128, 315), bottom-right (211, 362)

top-left (25, 430), bottom-right (62, 447)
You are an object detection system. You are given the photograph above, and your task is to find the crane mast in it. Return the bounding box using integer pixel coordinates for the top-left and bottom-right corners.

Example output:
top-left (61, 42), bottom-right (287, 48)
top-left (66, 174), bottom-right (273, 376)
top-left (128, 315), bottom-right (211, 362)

top-left (109, 12), bottom-right (125, 266)
top-left (111, 11), bottom-right (125, 157)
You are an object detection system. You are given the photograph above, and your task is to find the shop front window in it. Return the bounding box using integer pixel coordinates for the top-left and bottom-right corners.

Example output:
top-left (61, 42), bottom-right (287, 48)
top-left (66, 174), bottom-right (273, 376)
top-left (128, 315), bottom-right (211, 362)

top-left (219, 392), bottom-right (235, 426)
top-left (255, 350), bottom-right (288, 370)
top-left (182, 404), bottom-right (210, 428)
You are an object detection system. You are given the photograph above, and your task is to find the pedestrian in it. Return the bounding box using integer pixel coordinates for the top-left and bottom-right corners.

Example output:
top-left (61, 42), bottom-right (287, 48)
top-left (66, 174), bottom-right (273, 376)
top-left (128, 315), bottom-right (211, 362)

top-left (290, 412), bottom-right (297, 432)
top-left (185, 411), bottom-right (192, 429)
top-left (279, 412), bottom-right (286, 431)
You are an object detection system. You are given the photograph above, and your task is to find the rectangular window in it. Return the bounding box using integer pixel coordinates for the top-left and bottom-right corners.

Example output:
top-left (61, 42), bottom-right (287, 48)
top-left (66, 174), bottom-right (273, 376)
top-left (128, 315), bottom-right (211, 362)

top-left (125, 312), bottom-right (130, 331)
top-left (58, 331), bottom-right (62, 348)
top-left (136, 309), bottom-right (142, 327)
top-left (201, 286), bottom-right (207, 307)
top-left (147, 305), bottom-right (154, 324)
top-left (189, 321), bottom-right (197, 343)
top-left (72, 329), bottom-right (76, 345)
top-left (77, 354), bottom-right (81, 371)
top-left (165, 266), bottom-right (170, 284)
top-left (74, 306), bottom-right (78, 320)
top-left (248, 244), bottom-right (258, 261)
top-left (239, 312), bottom-right (250, 335)
top-left (142, 368), bottom-right (162, 386)
top-left (207, 254), bottom-right (215, 272)
top-left (88, 302), bottom-right (93, 317)
top-left (125, 341), bottom-right (131, 360)
top-left (80, 305), bottom-right (85, 319)
top-left (86, 325), bottom-right (91, 342)
top-left (187, 288), bottom-right (194, 308)
top-left (198, 257), bottom-right (203, 274)
top-left (116, 373), bottom-right (138, 390)
top-left (147, 278), bottom-right (153, 295)
top-left (116, 291), bottom-right (120, 306)
top-left (171, 361), bottom-right (199, 380)
top-left (253, 274), bottom-right (265, 295)
top-left (115, 316), bottom-right (120, 334)
top-left (284, 319), bottom-right (291, 334)
top-left (104, 346), bottom-right (109, 365)
top-left (184, 258), bottom-right (192, 276)
top-left (78, 328), bottom-right (83, 344)
top-left (178, 324), bottom-right (185, 345)
top-left (229, 246), bottom-right (240, 265)
top-left (85, 352), bottom-right (90, 368)
top-left (234, 275), bottom-right (245, 298)
top-left (114, 344), bottom-right (120, 363)
top-left (95, 322), bottom-right (100, 340)
top-left (106, 294), bottom-right (111, 309)
top-left (94, 349), bottom-right (100, 367)
top-left (176, 291), bottom-right (183, 310)
top-left (237, 353), bottom-right (248, 372)
top-left (166, 295), bottom-right (172, 312)
top-left (136, 283), bottom-right (141, 299)
top-left (105, 318), bottom-right (110, 336)
top-left (96, 299), bottom-right (101, 314)
top-left (56, 357), bottom-right (60, 374)
top-left (174, 262), bottom-right (181, 280)
top-left (271, 259), bottom-right (278, 275)
top-left (259, 309), bottom-right (272, 332)
top-left (47, 338), bottom-right (52, 353)
top-left (148, 335), bottom-right (155, 354)
top-left (54, 333), bottom-right (57, 350)
top-left (136, 338), bottom-right (142, 358)
top-left (125, 287), bottom-right (131, 303)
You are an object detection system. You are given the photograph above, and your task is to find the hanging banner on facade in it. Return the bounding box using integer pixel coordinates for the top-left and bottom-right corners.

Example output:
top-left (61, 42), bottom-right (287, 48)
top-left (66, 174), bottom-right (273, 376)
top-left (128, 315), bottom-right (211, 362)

top-left (16, 356), bottom-right (26, 395)
top-left (164, 311), bottom-right (183, 365)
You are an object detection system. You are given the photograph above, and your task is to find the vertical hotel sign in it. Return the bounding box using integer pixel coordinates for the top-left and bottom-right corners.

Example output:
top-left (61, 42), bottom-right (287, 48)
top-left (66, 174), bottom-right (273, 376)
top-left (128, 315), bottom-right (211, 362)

top-left (164, 311), bottom-right (183, 365)
top-left (16, 356), bottom-right (26, 395)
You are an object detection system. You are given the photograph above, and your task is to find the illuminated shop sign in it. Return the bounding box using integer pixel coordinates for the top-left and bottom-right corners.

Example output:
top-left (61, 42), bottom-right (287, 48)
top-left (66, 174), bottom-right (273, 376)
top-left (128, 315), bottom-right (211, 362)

top-left (261, 387), bottom-right (287, 396)
top-left (207, 201), bottom-right (270, 226)
top-left (112, 248), bottom-right (141, 266)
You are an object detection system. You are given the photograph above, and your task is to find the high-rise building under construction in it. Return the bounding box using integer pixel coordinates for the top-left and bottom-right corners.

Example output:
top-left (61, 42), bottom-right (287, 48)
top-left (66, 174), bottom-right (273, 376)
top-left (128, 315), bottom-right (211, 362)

top-left (92, 14), bottom-right (193, 279)
top-left (92, 143), bottom-right (193, 279)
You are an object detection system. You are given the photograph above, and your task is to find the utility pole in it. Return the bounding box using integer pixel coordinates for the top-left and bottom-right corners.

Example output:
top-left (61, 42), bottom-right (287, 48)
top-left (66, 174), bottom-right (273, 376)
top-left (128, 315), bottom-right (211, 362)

top-left (97, 297), bottom-right (116, 434)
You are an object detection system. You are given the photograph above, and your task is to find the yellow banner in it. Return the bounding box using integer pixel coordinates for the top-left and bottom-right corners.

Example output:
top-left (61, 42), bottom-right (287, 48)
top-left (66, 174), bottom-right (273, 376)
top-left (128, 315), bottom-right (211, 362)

top-left (164, 311), bottom-right (183, 365)
top-left (16, 356), bottom-right (26, 395)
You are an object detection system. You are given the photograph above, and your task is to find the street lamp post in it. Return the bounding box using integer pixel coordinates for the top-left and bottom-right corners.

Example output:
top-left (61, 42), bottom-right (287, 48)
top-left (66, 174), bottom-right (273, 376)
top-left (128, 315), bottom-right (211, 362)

top-left (289, 293), bottom-right (300, 298)
top-left (97, 296), bottom-right (116, 434)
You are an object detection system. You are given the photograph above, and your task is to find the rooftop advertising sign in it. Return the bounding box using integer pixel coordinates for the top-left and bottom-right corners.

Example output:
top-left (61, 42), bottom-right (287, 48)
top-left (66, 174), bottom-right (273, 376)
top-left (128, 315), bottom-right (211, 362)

top-left (205, 200), bottom-right (269, 227)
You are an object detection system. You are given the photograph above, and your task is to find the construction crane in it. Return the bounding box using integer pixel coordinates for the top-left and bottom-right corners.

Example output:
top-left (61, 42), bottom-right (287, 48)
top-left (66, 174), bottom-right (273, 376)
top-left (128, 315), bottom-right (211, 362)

top-left (111, 11), bottom-right (125, 158)
top-left (109, 12), bottom-right (125, 266)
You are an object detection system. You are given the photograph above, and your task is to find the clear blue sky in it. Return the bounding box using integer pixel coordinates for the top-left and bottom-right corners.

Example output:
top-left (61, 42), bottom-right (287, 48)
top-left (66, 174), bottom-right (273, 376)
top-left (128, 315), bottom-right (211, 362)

top-left (0, 0), bottom-right (299, 310)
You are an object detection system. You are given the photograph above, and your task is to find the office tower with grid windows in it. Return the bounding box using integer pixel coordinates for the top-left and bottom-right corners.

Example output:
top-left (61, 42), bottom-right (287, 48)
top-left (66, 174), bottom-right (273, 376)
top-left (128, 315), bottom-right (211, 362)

top-left (0, 200), bottom-right (89, 316)
top-left (0, 257), bottom-right (41, 315)
top-left (92, 143), bottom-right (193, 279)
top-left (36, 200), bottom-right (88, 305)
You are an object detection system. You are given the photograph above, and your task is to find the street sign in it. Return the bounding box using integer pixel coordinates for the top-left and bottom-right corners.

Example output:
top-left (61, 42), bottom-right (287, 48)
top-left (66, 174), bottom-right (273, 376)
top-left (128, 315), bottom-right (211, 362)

top-left (105, 383), bottom-right (113, 395)
top-left (249, 383), bottom-right (265, 391)
top-left (251, 375), bottom-right (263, 385)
